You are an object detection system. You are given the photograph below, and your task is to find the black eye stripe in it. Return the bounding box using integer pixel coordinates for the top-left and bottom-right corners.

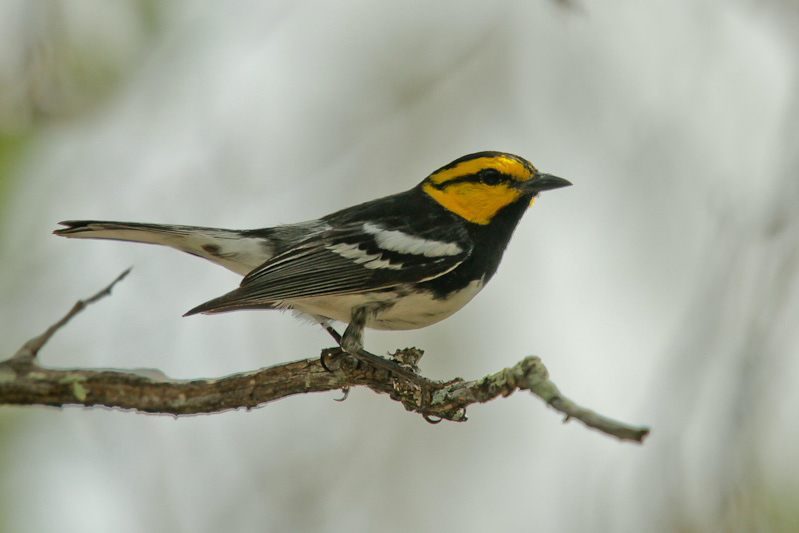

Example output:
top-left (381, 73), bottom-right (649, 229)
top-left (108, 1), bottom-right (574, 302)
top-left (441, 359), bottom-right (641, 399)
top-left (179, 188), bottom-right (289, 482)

top-left (431, 169), bottom-right (508, 189)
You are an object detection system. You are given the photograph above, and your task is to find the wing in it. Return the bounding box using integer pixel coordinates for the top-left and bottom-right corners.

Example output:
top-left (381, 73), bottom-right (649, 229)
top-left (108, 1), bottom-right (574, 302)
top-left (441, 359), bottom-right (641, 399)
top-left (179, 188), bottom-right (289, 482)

top-left (184, 221), bottom-right (471, 315)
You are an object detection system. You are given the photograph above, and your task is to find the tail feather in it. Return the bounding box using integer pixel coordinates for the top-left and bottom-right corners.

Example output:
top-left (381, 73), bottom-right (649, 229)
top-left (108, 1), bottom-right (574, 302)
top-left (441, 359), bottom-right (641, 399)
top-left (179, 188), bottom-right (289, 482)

top-left (54, 220), bottom-right (273, 276)
top-left (183, 282), bottom-right (281, 316)
top-left (56, 220), bottom-right (209, 244)
top-left (183, 291), bottom-right (278, 316)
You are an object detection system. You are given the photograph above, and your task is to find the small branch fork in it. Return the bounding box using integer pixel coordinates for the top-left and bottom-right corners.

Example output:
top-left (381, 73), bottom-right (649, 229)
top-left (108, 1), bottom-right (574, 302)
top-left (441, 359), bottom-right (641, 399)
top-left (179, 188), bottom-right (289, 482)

top-left (0, 271), bottom-right (650, 444)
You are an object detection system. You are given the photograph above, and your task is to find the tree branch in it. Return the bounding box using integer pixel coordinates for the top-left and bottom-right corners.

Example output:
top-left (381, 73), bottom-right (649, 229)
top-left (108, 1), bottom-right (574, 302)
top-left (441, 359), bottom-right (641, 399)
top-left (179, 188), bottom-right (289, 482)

top-left (11, 267), bottom-right (131, 360)
top-left (1, 271), bottom-right (650, 443)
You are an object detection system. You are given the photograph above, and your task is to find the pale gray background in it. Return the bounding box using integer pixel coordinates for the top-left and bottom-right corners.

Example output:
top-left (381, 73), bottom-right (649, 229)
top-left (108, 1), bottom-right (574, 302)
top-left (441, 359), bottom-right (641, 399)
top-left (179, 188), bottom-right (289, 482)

top-left (1, 1), bottom-right (797, 532)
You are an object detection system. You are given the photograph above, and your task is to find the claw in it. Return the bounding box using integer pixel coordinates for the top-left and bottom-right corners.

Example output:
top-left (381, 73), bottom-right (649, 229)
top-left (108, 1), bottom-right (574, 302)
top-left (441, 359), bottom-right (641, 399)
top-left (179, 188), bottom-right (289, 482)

top-left (418, 383), bottom-right (443, 424)
top-left (423, 413), bottom-right (443, 424)
top-left (334, 387), bottom-right (350, 402)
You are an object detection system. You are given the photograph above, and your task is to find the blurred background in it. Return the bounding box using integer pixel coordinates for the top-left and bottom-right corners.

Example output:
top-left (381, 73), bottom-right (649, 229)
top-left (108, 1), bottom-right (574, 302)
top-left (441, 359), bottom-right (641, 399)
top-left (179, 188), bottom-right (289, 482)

top-left (1, 1), bottom-right (798, 531)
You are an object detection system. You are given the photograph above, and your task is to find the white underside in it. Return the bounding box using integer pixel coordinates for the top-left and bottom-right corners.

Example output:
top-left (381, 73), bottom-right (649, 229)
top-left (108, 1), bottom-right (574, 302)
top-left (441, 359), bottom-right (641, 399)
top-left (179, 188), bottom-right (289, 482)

top-left (283, 278), bottom-right (485, 330)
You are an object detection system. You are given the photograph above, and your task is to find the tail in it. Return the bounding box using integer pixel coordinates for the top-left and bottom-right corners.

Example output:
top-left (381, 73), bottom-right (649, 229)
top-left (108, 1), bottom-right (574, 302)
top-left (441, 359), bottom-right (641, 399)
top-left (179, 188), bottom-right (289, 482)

top-left (183, 286), bottom-right (278, 316)
top-left (55, 220), bottom-right (273, 276)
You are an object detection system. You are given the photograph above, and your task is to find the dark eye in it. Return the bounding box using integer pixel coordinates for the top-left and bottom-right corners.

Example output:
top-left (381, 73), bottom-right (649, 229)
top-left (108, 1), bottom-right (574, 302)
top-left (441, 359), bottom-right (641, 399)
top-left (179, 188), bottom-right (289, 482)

top-left (480, 168), bottom-right (502, 186)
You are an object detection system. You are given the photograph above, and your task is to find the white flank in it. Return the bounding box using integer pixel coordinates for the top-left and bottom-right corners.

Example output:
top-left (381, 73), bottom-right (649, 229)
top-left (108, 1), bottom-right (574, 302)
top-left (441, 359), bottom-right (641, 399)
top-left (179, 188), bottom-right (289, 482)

top-left (362, 222), bottom-right (462, 257)
top-left (288, 278), bottom-right (485, 330)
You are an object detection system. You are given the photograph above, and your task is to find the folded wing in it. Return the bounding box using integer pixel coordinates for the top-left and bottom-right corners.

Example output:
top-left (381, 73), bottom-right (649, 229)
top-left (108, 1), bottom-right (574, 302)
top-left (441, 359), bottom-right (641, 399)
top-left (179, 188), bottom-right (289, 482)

top-left (184, 222), bottom-right (470, 315)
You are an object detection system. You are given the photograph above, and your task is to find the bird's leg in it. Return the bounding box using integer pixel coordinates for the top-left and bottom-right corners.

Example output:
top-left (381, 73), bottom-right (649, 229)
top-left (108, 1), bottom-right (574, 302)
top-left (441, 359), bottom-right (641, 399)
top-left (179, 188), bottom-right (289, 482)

top-left (323, 324), bottom-right (342, 345)
top-left (317, 319), bottom-right (344, 371)
top-left (340, 307), bottom-right (367, 355)
top-left (342, 309), bottom-right (435, 398)
top-left (318, 309), bottom-right (438, 420)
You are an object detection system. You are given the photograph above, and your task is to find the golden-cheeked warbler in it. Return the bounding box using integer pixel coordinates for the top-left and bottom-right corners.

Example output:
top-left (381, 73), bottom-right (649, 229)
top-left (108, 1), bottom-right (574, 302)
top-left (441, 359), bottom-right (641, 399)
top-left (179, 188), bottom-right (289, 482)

top-left (55, 151), bottom-right (570, 381)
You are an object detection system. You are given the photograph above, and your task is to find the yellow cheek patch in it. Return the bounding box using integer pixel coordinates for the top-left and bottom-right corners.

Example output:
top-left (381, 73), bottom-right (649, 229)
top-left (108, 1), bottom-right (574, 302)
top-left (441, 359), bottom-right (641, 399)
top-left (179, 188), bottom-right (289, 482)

top-left (429, 156), bottom-right (534, 185)
top-left (423, 182), bottom-right (522, 225)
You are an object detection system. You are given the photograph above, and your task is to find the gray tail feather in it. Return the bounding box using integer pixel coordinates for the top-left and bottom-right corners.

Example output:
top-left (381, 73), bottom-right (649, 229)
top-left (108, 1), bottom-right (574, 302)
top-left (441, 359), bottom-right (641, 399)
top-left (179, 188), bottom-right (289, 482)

top-left (55, 220), bottom-right (218, 243)
top-left (54, 220), bottom-right (270, 276)
top-left (56, 221), bottom-right (283, 316)
top-left (184, 290), bottom-right (277, 316)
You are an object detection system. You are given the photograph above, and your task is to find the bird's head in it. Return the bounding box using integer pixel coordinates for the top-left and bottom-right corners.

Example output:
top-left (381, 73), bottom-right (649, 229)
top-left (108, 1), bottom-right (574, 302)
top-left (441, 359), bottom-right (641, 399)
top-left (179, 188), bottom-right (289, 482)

top-left (421, 151), bottom-right (571, 225)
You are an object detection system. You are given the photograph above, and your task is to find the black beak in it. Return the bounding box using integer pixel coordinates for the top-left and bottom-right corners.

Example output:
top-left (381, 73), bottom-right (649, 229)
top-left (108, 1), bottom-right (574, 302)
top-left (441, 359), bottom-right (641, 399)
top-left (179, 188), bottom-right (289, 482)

top-left (529, 173), bottom-right (572, 193)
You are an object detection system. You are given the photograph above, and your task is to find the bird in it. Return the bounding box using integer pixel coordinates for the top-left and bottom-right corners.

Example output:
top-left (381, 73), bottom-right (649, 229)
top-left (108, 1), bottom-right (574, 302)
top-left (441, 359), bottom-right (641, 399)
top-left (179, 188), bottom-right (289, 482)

top-left (54, 151), bottom-right (571, 382)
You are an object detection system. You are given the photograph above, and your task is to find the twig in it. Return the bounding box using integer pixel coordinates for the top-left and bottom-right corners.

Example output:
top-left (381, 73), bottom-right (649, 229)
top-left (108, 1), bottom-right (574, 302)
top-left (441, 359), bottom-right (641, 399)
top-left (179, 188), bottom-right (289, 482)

top-left (12, 268), bottom-right (131, 360)
top-left (422, 356), bottom-right (650, 442)
top-left (0, 270), bottom-right (650, 443)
